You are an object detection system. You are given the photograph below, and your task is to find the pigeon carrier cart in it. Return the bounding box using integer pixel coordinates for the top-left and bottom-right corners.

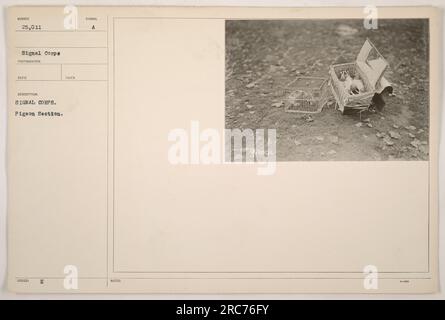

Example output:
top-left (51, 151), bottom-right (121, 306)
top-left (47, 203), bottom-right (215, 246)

top-left (329, 38), bottom-right (392, 114)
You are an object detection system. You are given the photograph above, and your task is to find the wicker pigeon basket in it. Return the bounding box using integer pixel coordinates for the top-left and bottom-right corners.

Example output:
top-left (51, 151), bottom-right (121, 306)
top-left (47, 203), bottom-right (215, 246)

top-left (328, 38), bottom-right (390, 113)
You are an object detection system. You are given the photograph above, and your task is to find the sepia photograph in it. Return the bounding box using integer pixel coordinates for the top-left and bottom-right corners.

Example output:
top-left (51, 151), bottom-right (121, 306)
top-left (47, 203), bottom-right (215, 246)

top-left (225, 19), bottom-right (430, 161)
top-left (3, 4), bottom-right (441, 297)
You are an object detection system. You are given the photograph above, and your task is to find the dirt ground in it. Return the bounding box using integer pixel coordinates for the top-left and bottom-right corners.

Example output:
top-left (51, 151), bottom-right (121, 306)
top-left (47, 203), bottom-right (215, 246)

top-left (225, 19), bottom-right (429, 161)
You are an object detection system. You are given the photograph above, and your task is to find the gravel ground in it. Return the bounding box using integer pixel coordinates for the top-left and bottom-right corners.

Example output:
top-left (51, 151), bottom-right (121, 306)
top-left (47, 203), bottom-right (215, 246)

top-left (225, 19), bottom-right (429, 161)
